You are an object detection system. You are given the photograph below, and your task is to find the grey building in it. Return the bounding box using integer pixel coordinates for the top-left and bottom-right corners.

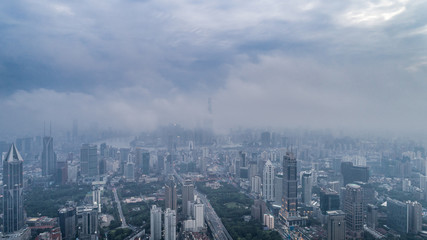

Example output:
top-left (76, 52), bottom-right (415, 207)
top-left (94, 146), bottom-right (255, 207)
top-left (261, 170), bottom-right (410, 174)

top-left (327, 210), bottom-right (346, 240)
top-left (182, 179), bottom-right (194, 217)
top-left (344, 184), bottom-right (363, 239)
top-left (81, 144), bottom-right (98, 177)
top-left (3, 144), bottom-right (25, 233)
top-left (59, 207), bottom-right (76, 240)
top-left (150, 205), bottom-right (162, 240)
top-left (42, 136), bottom-right (56, 176)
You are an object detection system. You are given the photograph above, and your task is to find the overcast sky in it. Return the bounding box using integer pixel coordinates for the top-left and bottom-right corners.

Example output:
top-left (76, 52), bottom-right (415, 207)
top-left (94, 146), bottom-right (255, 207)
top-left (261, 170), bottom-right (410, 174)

top-left (1, 0), bottom-right (427, 136)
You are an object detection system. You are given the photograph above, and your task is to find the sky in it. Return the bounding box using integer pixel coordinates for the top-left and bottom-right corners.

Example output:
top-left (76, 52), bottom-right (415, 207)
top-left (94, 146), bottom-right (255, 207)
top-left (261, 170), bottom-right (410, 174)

top-left (1, 0), bottom-right (427, 136)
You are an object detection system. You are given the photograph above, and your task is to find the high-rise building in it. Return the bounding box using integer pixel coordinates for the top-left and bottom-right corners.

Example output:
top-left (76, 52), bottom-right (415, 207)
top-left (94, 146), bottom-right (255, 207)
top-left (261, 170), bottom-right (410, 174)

top-left (320, 189), bottom-right (340, 214)
top-left (42, 136), bottom-right (56, 176)
top-left (251, 199), bottom-right (266, 222)
top-left (119, 148), bottom-right (130, 175)
top-left (387, 198), bottom-right (422, 234)
top-left (150, 205), bottom-right (162, 240)
top-left (262, 160), bottom-right (275, 201)
top-left (366, 204), bottom-right (378, 230)
top-left (80, 144), bottom-right (98, 177)
top-left (3, 144), bottom-right (25, 233)
top-left (344, 184), bottom-right (363, 239)
top-left (142, 152), bottom-right (150, 174)
top-left (182, 179), bottom-right (194, 217)
top-left (165, 176), bottom-right (177, 211)
top-left (164, 208), bottom-right (176, 240)
top-left (251, 176), bottom-right (262, 195)
top-left (274, 174), bottom-right (283, 205)
top-left (280, 152), bottom-right (303, 226)
top-left (341, 162), bottom-right (369, 185)
top-left (264, 214), bottom-right (275, 229)
top-left (193, 202), bottom-right (204, 231)
top-left (327, 210), bottom-right (346, 240)
top-left (124, 160), bottom-right (135, 181)
top-left (58, 207), bottom-right (76, 240)
top-left (261, 132), bottom-right (271, 148)
top-left (76, 205), bottom-right (98, 240)
top-left (301, 171), bottom-right (313, 206)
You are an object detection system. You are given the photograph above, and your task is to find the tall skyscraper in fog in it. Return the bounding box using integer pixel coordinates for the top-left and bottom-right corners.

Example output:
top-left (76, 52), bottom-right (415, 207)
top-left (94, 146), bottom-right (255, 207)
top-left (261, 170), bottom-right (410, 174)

top-left (344, 184), bottom-right (363, 239)
top-left (72, 120), bottom-right (78, 142)
top-left (164, 208), bottom-right (176, 240)
top-left (182, 179), bottom-right (194, 216)
top-left (165, 176), bottom-right (177, 211)
top-left (280, 152), bottom-right (303, 226)
top-left (42, 136), bottom-right (56, 176)
top-left (301, 171), bottom-right (313, 206)
top-left (262, 160), bottom-right (275, 201)
top-left (150, 205), bottom-right (162, 240)
top-left (3, 144), bottom-right (25, 233)
top-left (80, 144), bottom-right (98, 177)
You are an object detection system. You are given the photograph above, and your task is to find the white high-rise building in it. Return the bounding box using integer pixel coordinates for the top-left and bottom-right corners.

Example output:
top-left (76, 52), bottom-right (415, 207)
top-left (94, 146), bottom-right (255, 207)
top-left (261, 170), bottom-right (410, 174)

top-left (251, 176), bottom-right (262, 194)
top-left (301, 171), bottom-right (313, 206)
top-left (150, 205), bottom-right (162, 240)
top-left (263, 160), bottom-right (275, 201)
top-left (194, 202), bottom-right (204, 231)
top-left (164, 208), bottom-right (176, 240)
top-left (263, 214), bottom-right (275, 229)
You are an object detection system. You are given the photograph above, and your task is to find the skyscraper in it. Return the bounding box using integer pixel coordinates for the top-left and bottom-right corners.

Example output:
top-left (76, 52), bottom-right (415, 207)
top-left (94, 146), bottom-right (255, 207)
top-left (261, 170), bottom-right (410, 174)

top-left (344, 184), bottom-right (363, 239)
top-left (3, 144), bottom-right (25, 233)
top-left (58, 207), bottom-right (76, 240)
top-left (301, 171), bottom-right (313, 206)
top-left (262, 160), bottom-right (275, 201)
top-left (165, 176), bottom-right (177, 211)
top-left (164, 208), bottom-right (176, 240)
top-left (320, 189), bottom-right (340, 214)
top-left (341, 162), bottom-right (369, 185)
top-left (150, 205), bottom-right (162, 240)
top-left (274, 174), bottom-right (283, 205)
top-left (193, 201), bottom-right (204, 231)
top-left (182, 179), bottom-right (194, 217)
top-left (76, 205), bottom-right (98, 239)
top-left (327, 210), bottom-right (346, 240)
top-left (280, 152), bottom-right (302, 226)
top-left (80, 144), bottom-right (98, 177)
top-left (42, 136), bottom-right (56, 176)
top-left (142, 152), bottom-right (150, 174)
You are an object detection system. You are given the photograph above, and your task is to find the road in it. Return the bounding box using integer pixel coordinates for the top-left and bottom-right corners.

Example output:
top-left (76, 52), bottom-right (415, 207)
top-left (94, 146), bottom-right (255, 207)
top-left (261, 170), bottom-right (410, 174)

top-left (113, 187), bottom-right (128, 228)
top-left (173, 171), bottom-right (233, 240)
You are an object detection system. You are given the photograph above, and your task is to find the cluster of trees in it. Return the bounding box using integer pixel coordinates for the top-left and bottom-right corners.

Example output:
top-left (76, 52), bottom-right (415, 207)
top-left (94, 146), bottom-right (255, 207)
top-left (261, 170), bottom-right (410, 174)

top-left (24, 185), bottom-right (91, 217)
top-left (107, 228), bottom-right (132, 240)
top-left (118, 181), bottom-right (164, 198)
top-left (196, 182), bottom-right (281, 240)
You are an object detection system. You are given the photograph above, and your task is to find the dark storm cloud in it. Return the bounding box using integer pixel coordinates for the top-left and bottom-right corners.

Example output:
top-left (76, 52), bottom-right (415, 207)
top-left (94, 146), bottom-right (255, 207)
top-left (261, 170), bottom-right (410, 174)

top-left (1, 0), bottom-right (427, 136)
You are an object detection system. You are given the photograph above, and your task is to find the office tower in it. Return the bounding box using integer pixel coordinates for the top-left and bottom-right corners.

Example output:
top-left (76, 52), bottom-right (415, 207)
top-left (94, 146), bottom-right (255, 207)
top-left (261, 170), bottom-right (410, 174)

top-left (80, 144), bottom-right (98, 177)
top-left (16, 137), bottom-right (33, 155)
top-left (262, 160), bottom-right (275, 201)
top-left (142, 152), bottom-right (150, 174)
top-left (150, 205), bottom-right (162, 240)
top-left (99, 158), bottom-right (106, 175)
top-left (119, 148), bottom-right (130, 174)
top-left (3, 144), bottom-right (25, 233)
top-left (166, 154), bottom-right (173, 174)
top-left (341, 162), bottom-right (369, 185)
top-left (56, 160), bottom-right (68, 185)
top-left (263, 214), bottom-right (274, 229)
top-left (261, 131), bottom-right (271, 148)
top-left (366, 204), bottom-right (378, 229)
top-left (42, 136), bottom-right (56, 176)
top-left (100, 143), bottom-right (107, 157)
top-left (182, 179), bottom-right (194, 217)
top-left (157, 153), bottom-right (165, 173)
top-left (76, 205), bottom-right (98, 240)
top-left (301, 171), bottom-right (313, 206)
top-left (165, 176), bottom-right (177, 211)
top-left (249, 161), bottom-right (258, 180)
top-left (344, 184), bottom-right (363, 239)
top-left (251, 176), bottom-right (262, 195)
top-left (194, 202), bottom-right (204, 230)
top-left (58, 207), bottom-right (76, 240)
top-left (280, 152), bottom-right (302, 226)
top-left (274, 174), bottom-right (283, 205)
top-left (124, 160), bottom-right (135, 181)
top-left (408, 201), bottom-right (422, 234)
top-left (164, 208), bottom-right (176, 240)
top-left (320, 189), bottom-right (340, 214)
top-left (251, 199), bottom-right (266, 222)
top-left (72, 120), bottom-right (78, 142)
top-left (327, 210), bottom-right (346, 240)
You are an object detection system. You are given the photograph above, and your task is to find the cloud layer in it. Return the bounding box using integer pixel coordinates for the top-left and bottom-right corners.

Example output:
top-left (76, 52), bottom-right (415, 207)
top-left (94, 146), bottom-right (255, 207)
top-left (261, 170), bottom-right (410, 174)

top-left (1, 0), bottom-right (427, 136)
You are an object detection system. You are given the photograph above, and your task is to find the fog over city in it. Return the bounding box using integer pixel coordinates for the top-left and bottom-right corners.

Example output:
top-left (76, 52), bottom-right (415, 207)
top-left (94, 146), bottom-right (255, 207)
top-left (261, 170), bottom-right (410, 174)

top-left (1, 0), bottom-right (427, 136)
